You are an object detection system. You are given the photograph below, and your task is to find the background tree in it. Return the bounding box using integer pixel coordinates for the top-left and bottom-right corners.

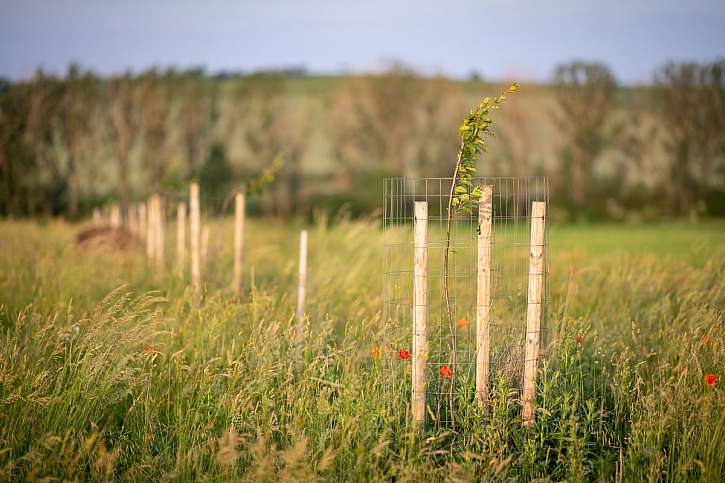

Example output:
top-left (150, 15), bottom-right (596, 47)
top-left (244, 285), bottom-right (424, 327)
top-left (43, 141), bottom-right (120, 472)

top-left (655, 60), bottom-right (725, 218)
top-left (552, 62), bottom-right (616, 215)
top-left (0, 80), bottom-right (32, 215)
top-left (106, 73), bottom-right (138, 215)
top-left (178, 71), bottom-right (213, 181)
top-left (56, 65), bottom-right (101, 218)
top-left (137, 69), bottom-right (175, 193)
top-left (199, 143), bottom-right (233, 205)
top-left (21, 70), bottom-right (64, 215)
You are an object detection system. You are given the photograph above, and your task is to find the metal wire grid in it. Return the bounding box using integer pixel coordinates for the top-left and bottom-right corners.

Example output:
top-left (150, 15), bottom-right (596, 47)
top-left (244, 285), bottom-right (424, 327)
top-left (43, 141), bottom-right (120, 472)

top-left (382, 177), bottom-right (550, 427)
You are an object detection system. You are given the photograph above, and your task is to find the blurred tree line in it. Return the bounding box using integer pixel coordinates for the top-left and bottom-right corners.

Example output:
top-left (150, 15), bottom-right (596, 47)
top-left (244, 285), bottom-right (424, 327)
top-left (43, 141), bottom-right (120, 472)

top-left (1, 60), bottom-right (723, 221)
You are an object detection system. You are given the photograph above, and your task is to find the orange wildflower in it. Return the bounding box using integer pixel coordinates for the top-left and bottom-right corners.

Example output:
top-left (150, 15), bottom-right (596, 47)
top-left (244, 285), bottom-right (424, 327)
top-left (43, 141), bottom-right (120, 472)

top-left (144, 344), bottom-right (154, 353)
top-left (456, 317), bottom-right (469, 330)
top-left (439, 365), bottom-right (453, 378)
top-left (398, 349), bottom-right (411, 360)
top-left (701, 335), bottom-right (713, 346)
top-left (371, 347), bottom-right (381, 358)
top-left (576, 334), bottom-right (584, 345)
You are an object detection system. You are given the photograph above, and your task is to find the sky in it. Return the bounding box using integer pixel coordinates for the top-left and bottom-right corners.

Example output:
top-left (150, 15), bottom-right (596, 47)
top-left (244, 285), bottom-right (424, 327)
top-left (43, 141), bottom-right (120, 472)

top-left (1, 0), bottom-right (724, 84)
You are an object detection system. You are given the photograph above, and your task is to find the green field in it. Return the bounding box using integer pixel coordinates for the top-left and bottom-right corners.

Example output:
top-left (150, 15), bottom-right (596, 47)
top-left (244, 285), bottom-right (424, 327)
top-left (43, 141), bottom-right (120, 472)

top-left (0, 219), bottom-right (723, 481)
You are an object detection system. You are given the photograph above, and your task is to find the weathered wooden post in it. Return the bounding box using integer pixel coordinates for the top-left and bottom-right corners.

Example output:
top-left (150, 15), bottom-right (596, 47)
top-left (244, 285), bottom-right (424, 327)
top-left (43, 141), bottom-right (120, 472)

top-left (190, 182), bottom-right (201, 287)
top-left (138, 203), bottom-right (147, 241)
top-left (412, 201), bottom-right (428, 425)
top-left (476, 186), bottom-right (493, 408)
top-left (522, 201), bottom-right (546, 426)
top-left (176, 202), bottom-right (186, 275)
top-left (233, 191), bottom-right (246, 295)
top-left (128, 204), bottom-right (138, 236)
top-left (146, 197), bottom-right (156, 259)
top-left (155, 196), bottom-right (165, 271)
top-left (295, 230), bottom-right (308, 345)
top-left (110, 204), bottom-right (121, 229)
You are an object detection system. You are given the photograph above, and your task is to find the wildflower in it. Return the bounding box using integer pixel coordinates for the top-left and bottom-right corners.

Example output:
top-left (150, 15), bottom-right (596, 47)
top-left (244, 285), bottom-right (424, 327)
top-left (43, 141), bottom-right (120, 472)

top-left (398, 349), bottom-right (411, 360)
top-left (704, 373), bottom-right (717, 388)
top-left (701, 335), bottom-right (713, 346)
top-left (371, 347), bottom-right (381, 358)
top-left (456, 317), bottom-right (469, 330)
top-left (439, 365), bottom-right (453, 378)
top-left (144, 344), bottom-right (154, 353)
top-left (576, 334), bottom-right (584, 345)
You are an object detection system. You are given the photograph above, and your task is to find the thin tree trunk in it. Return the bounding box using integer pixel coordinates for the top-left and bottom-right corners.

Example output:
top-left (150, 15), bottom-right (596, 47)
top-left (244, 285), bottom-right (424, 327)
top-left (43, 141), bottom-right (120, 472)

top-left (118, 156), bottom-right (130, 217)
top-left (442, 140), bottom-right (465, 429)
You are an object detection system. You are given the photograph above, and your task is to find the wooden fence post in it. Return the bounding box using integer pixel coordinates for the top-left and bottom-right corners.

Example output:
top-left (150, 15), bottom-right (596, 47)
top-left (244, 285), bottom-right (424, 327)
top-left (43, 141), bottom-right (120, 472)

top-left (176, 202), bottom-right (186, 275)
top-left (412, 201), bottom-right (428, 425)
top-left (522, 201), bottom-right (546, 426)
top-left (190, 183), bottom-right (201, 287)
top-left (110, 204), bottom-right (121, 229)
top-left (138, 203), bottom-right (147, 241)
top-left (146, 197), bottom-right (156, 259)
top-left (476, 186), bottom-right (493, 408)
top-left (154, 196), bottom-right (164, 272)
top-left (295, 230), bottom-right (308, 345)
top-left (233, 191), bottom-right (246, 295)
top-left (128, 204), bottom-right (138, 236)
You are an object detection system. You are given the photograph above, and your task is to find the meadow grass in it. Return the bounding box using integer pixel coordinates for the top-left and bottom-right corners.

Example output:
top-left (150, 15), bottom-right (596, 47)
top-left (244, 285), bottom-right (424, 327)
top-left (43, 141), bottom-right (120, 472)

top-left (0, 218), bottom-right (723, 481)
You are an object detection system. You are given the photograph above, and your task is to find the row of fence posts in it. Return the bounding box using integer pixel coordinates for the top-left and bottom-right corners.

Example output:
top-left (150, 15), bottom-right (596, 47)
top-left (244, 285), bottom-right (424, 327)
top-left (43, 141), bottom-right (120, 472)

top-left (94, 183), bottom-right (543, 426)
top-left (91, 182), bottom-right (309, 340)
top-left (412, 186), bottom-right (546, 427)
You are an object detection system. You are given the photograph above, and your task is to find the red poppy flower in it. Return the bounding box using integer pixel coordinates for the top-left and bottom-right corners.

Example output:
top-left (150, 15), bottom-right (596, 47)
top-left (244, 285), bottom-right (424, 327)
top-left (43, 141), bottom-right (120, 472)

top-left (576, 334), bottom-right (584, 345)
top-left (398, 349), bottom-right (411, 360)
top-left (439, 365), bottom-right (453, 378)
top-left (371, 347), bottom-right (381, 358)
top-left (701, 335), bottom-right (713, 346)
top-left (456, 317), bottom-right (469, 330)
top-left (704, 373), bottom-right (717, 388)
top-left (144, 344), bottom-right (153, 353)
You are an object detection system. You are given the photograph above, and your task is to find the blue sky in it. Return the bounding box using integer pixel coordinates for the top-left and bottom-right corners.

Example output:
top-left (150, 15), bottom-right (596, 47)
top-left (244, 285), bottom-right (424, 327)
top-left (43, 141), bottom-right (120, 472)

top-left (1, 0), bottom-right (724, 84)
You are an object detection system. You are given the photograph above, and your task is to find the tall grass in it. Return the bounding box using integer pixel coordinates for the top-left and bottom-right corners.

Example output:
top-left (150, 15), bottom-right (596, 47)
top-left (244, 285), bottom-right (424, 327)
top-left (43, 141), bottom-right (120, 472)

top-left (0, 218), bottom-right (723, 480)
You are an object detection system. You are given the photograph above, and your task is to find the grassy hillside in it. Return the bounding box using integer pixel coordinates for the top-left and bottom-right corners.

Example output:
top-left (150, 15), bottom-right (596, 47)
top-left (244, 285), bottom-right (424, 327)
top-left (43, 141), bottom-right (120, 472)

top-left (0, 219), bottom-right (723, 480)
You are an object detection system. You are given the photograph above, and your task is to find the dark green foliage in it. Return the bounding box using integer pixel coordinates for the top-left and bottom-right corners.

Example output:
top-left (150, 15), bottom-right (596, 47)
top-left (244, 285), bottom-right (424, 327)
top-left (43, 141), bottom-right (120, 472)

top-left (1, 63), bottom-right (724, 219)
top-left (199, 143), bottom-right (233, 204)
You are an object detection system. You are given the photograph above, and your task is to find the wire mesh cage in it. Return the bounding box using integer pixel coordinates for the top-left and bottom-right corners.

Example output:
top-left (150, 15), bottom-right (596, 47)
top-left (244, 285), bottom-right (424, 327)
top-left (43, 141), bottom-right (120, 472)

top-left (382, 176), bottom-right (550, 428)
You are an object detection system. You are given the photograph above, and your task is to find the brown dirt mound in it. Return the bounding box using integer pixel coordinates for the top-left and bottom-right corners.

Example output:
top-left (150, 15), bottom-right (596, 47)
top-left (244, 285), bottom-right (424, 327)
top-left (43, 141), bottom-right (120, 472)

top-left (76, 225), bottom-right (143, 251)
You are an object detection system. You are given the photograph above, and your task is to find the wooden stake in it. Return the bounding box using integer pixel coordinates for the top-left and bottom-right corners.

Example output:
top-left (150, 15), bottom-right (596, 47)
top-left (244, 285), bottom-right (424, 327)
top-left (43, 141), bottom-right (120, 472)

top-left (138, 203), bottom-right (147, 241)
top-left (128, 204), bottom-right (138, 236)
top-left (295, 230), bottom-right (308, 345)
top-left (522, 201), bottom-right (546, 426)
top-left (233, 191), bottom-right (246, 295)
top-left (176, 202), bottom-right (186, 275)
top-left (110, 204), bottom-right (121, 229)
top-left (153, 195), bottom-right (164, 271)
top-left (190, 182), bottom-right (201, 287)
top-left (146, 195), bottom-right (164, 275)
top-left (476, 186), bottom-right (493, 408)
top-left (412, 201), bottom-right (428, 425)
top-left (146, 197), bottom-right (155, 259)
